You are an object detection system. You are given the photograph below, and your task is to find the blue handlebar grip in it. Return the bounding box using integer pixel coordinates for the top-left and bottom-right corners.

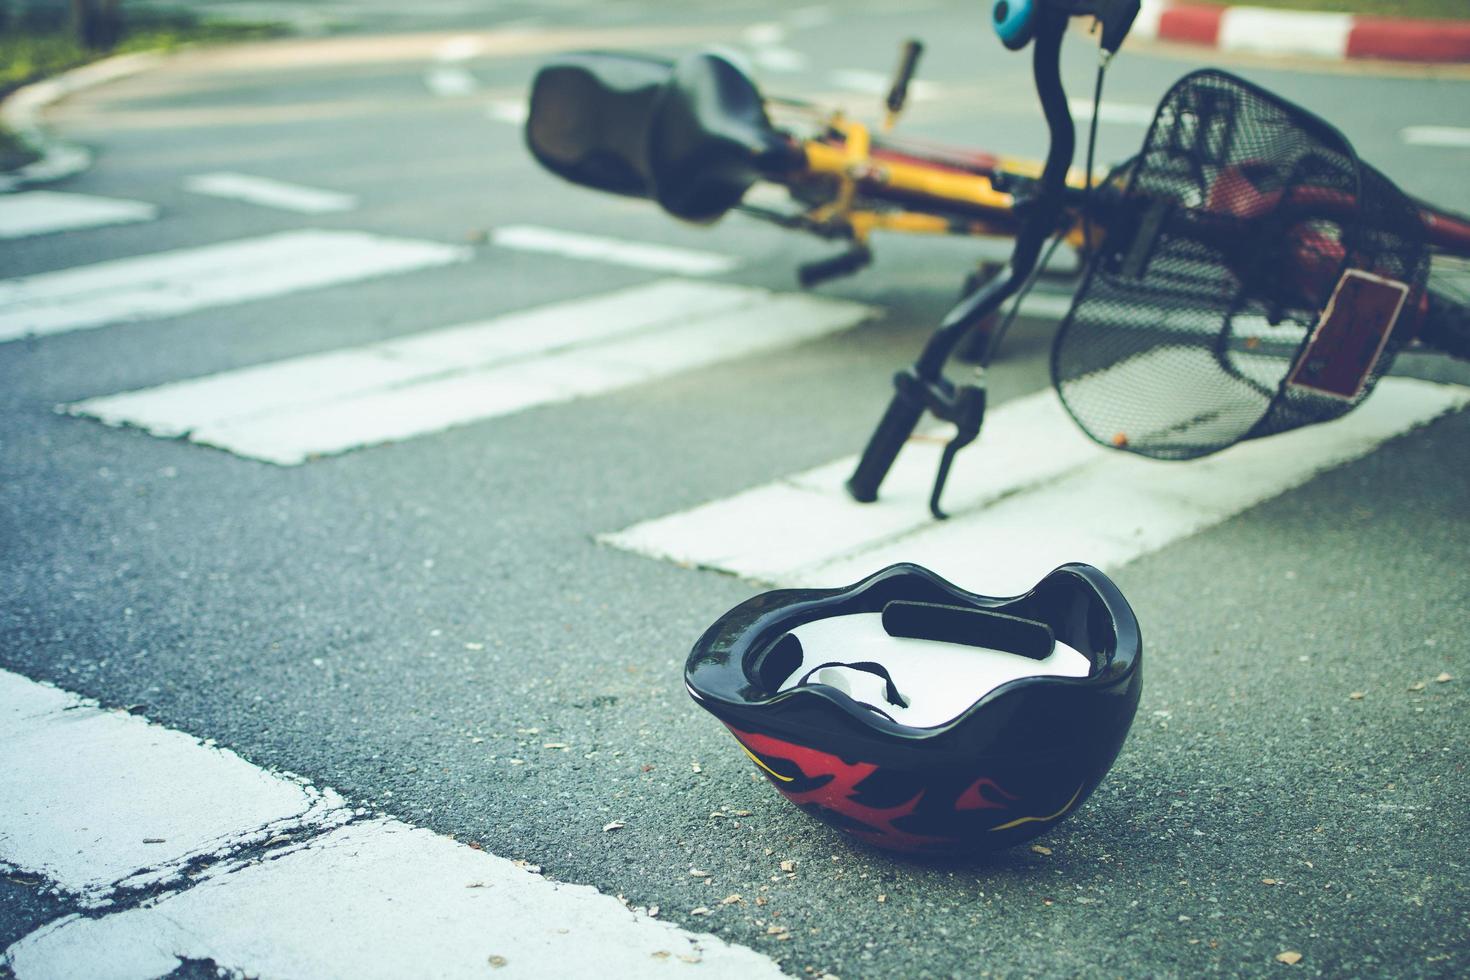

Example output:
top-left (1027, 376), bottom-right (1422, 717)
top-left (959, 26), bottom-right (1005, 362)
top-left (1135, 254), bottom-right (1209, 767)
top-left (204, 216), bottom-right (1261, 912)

top-left (992, 0), bottom-right (1038, 50)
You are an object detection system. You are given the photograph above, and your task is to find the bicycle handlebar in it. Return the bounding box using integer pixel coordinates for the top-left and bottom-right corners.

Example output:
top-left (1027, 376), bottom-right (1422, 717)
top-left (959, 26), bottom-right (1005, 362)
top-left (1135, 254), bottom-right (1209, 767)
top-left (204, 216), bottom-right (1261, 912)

top-left (846, 4), bottom-right (1078, 510)
top-left (846, 371), bottom-right (927, 503)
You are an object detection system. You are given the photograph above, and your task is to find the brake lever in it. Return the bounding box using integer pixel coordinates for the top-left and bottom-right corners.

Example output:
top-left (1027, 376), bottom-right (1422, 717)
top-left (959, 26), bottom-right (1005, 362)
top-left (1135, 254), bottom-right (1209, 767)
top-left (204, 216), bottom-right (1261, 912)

top-left (928, 382), bottom-right (986, 520)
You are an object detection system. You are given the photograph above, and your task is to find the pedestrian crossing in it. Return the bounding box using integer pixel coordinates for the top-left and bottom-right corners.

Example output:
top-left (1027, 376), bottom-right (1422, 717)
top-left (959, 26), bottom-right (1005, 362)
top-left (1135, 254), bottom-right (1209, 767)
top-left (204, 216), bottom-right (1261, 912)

top-left (70, 280), bottom-right (873, 465)
top-left (3, 188), bottom-right (877, 466)
top-left (5, 181), bottom-right (1466, 510)
top-left (490, 225), bottom-right (741, 275)
top-left (0, 229), bottom-right (469, 342)
top-left (0, 190), bottom-right (156, 239)
top-left (603, 378), bottom-right (1470, 593)
top-left (183, 172), bottom-right (359, 214)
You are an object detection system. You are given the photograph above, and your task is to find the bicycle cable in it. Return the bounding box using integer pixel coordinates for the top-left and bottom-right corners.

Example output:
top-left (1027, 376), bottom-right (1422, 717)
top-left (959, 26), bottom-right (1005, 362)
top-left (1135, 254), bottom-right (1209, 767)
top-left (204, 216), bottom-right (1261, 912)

top-left (979, 57), bottom-right (1111, 369)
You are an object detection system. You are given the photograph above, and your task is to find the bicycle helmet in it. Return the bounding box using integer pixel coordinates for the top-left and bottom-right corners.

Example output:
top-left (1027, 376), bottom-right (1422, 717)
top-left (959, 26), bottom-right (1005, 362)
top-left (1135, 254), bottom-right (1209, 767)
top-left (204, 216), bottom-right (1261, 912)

top-left (685, 562), bottom-right (1141, 856)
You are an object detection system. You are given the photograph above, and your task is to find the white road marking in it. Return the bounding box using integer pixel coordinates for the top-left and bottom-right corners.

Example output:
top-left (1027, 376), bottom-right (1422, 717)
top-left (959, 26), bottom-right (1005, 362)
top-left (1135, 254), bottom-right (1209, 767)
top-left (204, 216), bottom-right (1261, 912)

top-left (0, 669), bottom-right (347, 908)
top-left (1401, 126), bottom-right (1470, 148)
top-left (70, 279), bottom-right (875, 464)
top-left (435, 34), bottom-right (484, 62)
top-left (0, 230), bottom-right (470, 343)
top-left (1131, 0), bottom-right (1167, 40)
top-left (426, 65), bottom-right (477, 96)
top-left (739, 24), bottom-right (810, 73)
top-left (1218, 8), bottom-right (1353, 59)
top-left (828, 69), bottom-right (943, 102)
top-left (743, 22), bottom-right (787, 46)
top-left (183, 171), bottom-right (358, 214)
top-left (1067, 98), bottom-right (1157, 126)
top-left (486, 99), bottom-right (529, 124)
top-left (491, 224), bottom-right (740, 275)
top-left (603, 378), bottom-right (1468, 594)
top-left (0, 191), bottom-right (157, 239)
top-left (0, 669), bottom-right (783, 979)
top-left (752, 46), bottom-right (810, 73)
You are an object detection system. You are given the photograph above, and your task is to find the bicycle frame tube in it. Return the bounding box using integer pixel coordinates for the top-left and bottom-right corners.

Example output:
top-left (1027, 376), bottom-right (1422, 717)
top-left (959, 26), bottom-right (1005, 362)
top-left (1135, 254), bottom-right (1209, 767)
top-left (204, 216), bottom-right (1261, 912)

top-left (803, 127), bottom-right (1018, 215)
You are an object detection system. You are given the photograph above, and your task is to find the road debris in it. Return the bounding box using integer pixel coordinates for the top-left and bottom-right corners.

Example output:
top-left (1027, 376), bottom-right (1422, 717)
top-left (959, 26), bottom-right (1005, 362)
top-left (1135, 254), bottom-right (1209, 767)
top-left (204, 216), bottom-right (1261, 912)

top-left (603, 821), bottom-right (626, 832)
top-left (690, 867), bottom-right (712, 878)
top-left (1276, 951), bottom-right (1303, 965)
top-left (1031, 844), bottom-right (1052, 856)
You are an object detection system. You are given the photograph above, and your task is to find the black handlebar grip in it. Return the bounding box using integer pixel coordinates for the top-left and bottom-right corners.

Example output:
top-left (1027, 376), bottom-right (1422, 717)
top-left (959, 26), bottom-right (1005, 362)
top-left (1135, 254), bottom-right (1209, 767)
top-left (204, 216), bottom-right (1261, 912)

top-left (885, 39), bottom-right (925, 115)
top-left (846, 376), bottom-right (925, 503)
top-left (797, 246), bottom-right (872, 287)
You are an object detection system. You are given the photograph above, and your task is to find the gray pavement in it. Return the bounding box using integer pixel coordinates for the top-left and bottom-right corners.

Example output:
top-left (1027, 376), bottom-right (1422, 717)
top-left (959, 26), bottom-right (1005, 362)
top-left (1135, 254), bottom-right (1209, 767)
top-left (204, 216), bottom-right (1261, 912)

top-left (1, 2), bottom-right (1467, 977)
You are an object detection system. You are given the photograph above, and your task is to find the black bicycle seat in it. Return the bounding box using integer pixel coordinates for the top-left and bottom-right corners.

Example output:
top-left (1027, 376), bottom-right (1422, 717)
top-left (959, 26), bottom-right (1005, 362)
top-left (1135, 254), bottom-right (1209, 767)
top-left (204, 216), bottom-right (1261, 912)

top-left (648, 52), bottom-right (803, 223)
top-left (526, 52), bottom-right (673, 198)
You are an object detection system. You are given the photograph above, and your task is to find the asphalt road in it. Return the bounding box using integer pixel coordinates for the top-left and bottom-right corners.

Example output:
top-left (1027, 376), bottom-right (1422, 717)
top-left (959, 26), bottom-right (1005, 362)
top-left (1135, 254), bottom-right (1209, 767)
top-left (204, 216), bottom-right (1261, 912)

top-left (2, 1), bottom-right (1468, 977)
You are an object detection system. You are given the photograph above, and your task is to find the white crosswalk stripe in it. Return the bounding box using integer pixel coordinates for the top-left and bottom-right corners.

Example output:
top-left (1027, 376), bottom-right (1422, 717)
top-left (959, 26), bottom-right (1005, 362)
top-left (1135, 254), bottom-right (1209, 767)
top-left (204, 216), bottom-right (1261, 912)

top-left (491, 225), bottom-right (740, 275)
top-left (0, 190), bottom-right (156, 239)
top-left (183, 172), bottom-right (359, 214)
top-left (69, 279), bottom-right (876, 465)
top-left (603, 378), bottom-right (1470, 594)
top-left (1401, 126), bottom-right (1470, 148)
top-left (0, 229), bottom-right (469, 343)
top-left (0, 668), bottom-right (783, 979)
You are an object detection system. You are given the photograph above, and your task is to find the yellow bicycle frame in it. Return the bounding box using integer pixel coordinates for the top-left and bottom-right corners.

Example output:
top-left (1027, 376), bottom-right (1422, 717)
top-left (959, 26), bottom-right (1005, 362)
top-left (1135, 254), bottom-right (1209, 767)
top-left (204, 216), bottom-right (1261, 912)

top-left (793, 114), bottom-right (1100, 250)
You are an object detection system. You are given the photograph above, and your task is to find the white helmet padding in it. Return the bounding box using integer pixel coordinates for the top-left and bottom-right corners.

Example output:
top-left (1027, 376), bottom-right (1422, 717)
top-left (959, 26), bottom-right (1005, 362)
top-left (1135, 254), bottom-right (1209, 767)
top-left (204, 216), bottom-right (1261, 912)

top-left (775, 600), bottom-right (1090, 729)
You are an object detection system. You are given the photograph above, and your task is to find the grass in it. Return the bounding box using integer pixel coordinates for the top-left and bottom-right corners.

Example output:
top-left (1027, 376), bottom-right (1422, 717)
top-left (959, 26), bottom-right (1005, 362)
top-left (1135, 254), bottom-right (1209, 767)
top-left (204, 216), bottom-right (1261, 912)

top-left (0, 12), bottom-right (283, 172)
top-left (1193, 0), bottom-right (1469, 18)
top-left (0, 18), bottom-right (284, 101)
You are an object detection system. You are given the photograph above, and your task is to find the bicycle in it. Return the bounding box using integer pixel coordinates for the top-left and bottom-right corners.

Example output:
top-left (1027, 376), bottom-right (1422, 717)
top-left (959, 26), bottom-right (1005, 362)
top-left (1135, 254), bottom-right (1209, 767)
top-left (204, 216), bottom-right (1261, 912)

top-left (525, 0), bottom-right (1470, 518)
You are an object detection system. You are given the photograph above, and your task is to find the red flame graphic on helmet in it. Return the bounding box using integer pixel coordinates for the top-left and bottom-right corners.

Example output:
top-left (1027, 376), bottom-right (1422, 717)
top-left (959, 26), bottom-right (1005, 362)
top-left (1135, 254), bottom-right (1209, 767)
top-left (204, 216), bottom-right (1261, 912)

top-left (727, 725), bottom-right (1020, 852)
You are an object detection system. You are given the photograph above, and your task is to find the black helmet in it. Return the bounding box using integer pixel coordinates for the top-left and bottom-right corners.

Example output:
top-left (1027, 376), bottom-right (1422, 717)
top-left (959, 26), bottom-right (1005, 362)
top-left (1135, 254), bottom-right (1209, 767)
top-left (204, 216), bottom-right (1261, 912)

top-left (685, 562), bottom-right (1142, 855)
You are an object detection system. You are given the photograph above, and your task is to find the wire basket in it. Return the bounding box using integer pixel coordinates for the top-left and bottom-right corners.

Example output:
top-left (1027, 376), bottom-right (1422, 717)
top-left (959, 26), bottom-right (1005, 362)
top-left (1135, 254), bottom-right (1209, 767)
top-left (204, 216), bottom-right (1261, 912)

top-left (1052, 70), bottom-right (1429, 459)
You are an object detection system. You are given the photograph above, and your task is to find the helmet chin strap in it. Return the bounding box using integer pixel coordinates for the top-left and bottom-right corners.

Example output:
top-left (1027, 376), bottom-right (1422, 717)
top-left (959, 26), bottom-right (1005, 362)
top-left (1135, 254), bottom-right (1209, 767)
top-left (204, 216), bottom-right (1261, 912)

top-left (797, 661), bottom-right (910, 711)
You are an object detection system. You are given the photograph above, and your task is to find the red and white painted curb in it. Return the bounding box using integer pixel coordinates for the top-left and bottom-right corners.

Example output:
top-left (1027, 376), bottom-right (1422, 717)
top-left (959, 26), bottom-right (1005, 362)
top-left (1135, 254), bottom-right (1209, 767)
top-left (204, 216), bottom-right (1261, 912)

top-left (1132, 0), bottom-right (1470, 63)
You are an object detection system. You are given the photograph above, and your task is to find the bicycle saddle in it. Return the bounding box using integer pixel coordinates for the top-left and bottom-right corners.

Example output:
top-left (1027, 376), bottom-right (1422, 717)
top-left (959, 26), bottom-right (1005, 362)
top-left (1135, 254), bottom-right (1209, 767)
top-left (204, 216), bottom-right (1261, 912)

top-left (686, 562), bottom-right (1142, 855)
top-left (648, 52), bottom-right (803, 223)
top-left (526, 52), bottom-right (672, 197)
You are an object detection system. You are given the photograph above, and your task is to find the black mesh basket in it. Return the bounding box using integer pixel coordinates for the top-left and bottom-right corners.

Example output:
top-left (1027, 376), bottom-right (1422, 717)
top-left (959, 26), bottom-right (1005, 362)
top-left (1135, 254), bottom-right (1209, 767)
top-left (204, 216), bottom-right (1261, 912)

top-left (1052, 70), bottom-right (1429, 459)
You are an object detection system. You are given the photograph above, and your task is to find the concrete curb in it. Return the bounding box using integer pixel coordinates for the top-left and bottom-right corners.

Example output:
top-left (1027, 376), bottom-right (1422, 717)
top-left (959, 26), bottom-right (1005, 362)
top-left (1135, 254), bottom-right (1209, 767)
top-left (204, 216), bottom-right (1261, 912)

top-left (1132, 0), bottom-right (1470, 64)
top-left (0, 51), bottom-right (163, 193)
